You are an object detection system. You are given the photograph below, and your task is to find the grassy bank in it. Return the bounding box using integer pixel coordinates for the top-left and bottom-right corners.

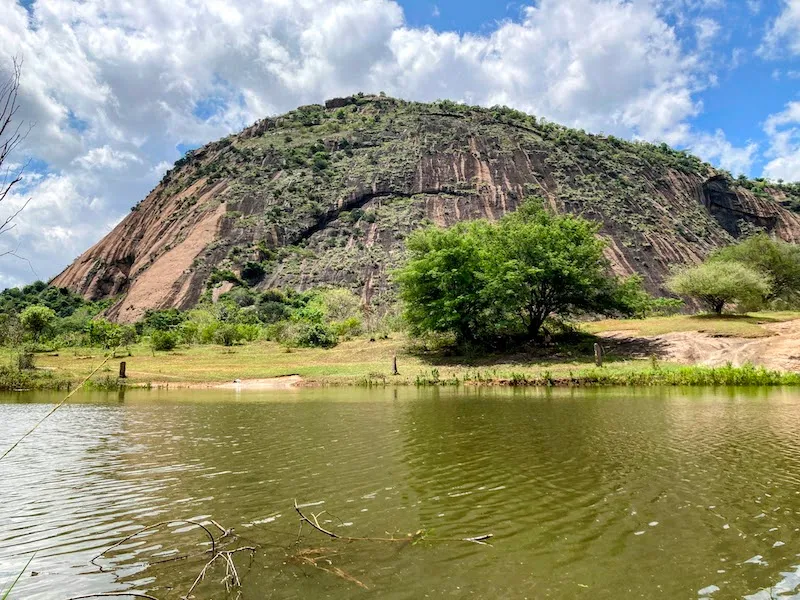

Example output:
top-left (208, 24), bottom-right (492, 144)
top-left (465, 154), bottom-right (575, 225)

top-left (2, 312), bottom-right (800, 391)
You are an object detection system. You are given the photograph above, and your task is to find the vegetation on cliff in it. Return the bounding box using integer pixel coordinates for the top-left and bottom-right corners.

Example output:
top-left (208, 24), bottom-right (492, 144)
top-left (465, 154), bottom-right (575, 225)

top-left (51, 95), bottom-right (800, 321)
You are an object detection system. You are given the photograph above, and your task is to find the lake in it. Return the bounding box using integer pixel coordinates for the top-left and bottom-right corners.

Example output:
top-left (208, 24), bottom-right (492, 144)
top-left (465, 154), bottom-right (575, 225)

top-left (2, 387), bottom-right (800, 599)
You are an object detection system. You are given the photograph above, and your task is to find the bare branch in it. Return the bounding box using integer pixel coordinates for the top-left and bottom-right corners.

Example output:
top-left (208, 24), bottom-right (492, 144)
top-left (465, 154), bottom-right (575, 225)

top-left (0, 55), bottom-right (32, 244)
top-left (64, 594), bottom-right (161, 600)
top-left (90, 519), bottom-right (228, 567)
top-left (294, 499), bottom-right (493, 545)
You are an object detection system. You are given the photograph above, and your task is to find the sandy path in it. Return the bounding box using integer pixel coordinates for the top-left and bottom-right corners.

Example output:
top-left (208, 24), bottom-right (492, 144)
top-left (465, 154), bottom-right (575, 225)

top-left (599, 319), bottom-right (800, 371)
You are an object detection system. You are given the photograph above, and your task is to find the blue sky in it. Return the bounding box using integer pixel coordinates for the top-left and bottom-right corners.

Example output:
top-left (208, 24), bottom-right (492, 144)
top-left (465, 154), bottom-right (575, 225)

top-left (1, 0), bottom-right (800, 289)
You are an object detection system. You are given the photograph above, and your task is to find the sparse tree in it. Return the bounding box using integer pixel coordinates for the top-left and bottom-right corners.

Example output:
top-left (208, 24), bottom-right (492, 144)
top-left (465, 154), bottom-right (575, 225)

top-left (20, 304), bottom-right (55, 341)
top-left (667, 261), bottom-right (771, 314)
top-left (710, 234), bottom-right (800, 304)
top-left (0, 56), bottom-right (32, 253)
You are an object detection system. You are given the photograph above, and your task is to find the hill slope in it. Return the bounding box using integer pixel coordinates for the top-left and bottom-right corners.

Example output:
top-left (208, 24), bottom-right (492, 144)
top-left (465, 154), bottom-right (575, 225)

top-left (52, 95), bottom-right (800, 322)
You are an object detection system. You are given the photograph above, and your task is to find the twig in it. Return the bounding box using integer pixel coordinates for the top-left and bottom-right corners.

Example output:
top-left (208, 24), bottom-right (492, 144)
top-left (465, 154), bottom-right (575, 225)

top-left (64, 594), bottom-right (161, 600)
top-left (292, 548), bottom-right (369, 590)
top-left (293, 499), bottom-right (493, 545)
top-left (182, 547), bottom-right (255, 599)
top-left (0, 348), bottom-right (118, 461)
top-left (91, 519), bottom-right (227, 567)
top-left (294, 500), bottom-right (340, 539)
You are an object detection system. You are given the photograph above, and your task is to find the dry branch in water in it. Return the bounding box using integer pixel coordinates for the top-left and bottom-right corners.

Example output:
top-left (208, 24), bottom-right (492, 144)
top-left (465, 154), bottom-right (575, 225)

top-left (90, 519), bottom-right (228, 569)
top-left (75, 518), bottom-right (252, 600)
top-left (64, 594), bottom-right (162, 600)
top-left (294, 499), bottom-right (493, 545)
top-left (58, 501), bottom-right (492, 599)
top-left (291, 547), bottom-right (369, 590)
top-left (182, 546), bottom-right (256, 599)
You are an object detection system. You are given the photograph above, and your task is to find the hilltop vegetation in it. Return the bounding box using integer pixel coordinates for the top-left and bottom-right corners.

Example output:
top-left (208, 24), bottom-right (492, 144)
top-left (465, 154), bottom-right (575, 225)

top-left (52, 94), bottom-right (800, 321)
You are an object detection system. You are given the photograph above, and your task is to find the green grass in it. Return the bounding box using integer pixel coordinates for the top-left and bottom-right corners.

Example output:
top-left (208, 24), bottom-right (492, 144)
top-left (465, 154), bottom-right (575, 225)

top-left (1, 312), bottom-right (799, 391)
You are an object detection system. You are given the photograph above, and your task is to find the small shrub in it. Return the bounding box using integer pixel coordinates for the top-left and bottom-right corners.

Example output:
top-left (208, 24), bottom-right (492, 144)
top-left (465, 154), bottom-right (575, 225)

top-left (288, 321), bottom-right (338, 348)
top-left (17, 349), bottom-right (35, 371)
top-left (237, 323), bottom-right (261, 342)
top-left (214, 323), bottom-right (241, 346)
top-left (150, 330), bottom-right (178, 352)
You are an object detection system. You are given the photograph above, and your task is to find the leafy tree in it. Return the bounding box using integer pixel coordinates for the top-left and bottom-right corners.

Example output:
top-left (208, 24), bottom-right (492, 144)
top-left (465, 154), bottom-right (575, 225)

top-left (483, 204), bottom-right (636, 340)
top-left (85, 318), bottom-right (122, 348)
top-left (142, 308), bottom-right (186, 332)
top-left (395, 223), bottom-right (488, 343)
top-left (396, 200), bottom-right (650, 345)
top-left (711, 234), bottom-right (800, 304)
top-left (20, 305), bottom-right (56, 340)
top-left (667, 261), bottom-right (771, 314)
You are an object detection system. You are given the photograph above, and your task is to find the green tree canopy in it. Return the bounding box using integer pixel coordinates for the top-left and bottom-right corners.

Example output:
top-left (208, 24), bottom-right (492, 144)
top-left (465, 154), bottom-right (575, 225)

top-left (667, 261), bottom-right (771, 314)
top-left (396, 200), bottom-right (650, 345)
top-left (20, 305), bottom-right (56, 340)
top-left (395, 222), bottom-right (489, 343)
top-left (710, 234), bottom-right (800, 303)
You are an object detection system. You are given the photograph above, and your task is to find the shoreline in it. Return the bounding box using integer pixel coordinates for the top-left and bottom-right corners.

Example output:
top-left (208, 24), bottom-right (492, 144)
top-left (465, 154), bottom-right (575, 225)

top-left (6, 313), bottom-right (800, 393)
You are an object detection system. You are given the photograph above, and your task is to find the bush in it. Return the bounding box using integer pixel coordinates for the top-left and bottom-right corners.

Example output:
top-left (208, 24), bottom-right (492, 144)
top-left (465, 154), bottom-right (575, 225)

top-left (20, 305), bottom-right (56, 341)
top-left (289, 321), bottom-right (338, 348)
top-left (711, 234), bottom-right (800, 304)
top-left (142, 308), bottom-right (186, 332)
top-left (667, 261), bottom-right (772, 314)
top-left (332, 316), bottom-right (363, 339)
top-left (237, 324), bottom-right (261, 342)
top-left (17, 348), bottom-right (35, 370)
top-left (150, 330), bottom-right (179, 351)
top-left (213, 323), bottom-right (241, 346)
top-left (85, 318), bottom-right (122, 348)
top-left (241, 262), bottom-right (267, 285)
top-left (178, 320), bottom-right (200, 344)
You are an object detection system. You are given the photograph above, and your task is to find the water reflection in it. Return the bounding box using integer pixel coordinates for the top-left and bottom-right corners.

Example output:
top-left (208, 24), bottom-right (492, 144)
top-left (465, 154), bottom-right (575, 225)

top-left (2, 387), bottom-right (800, 598)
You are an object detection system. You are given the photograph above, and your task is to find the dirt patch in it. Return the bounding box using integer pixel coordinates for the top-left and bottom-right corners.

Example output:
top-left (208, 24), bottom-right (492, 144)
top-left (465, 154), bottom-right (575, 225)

top-left (598, 319), bottom-right (800, 371)
top-left (145, 375), bottom-right (303, 390)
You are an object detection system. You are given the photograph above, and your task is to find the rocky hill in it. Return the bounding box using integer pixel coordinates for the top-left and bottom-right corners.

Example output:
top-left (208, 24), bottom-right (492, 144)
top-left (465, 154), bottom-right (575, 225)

top-left (52, 95), bottom-right (800, 322)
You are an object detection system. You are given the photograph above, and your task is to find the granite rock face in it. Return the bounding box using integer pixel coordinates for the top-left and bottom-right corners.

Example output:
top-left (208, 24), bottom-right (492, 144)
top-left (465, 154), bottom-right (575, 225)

top-left (52, 96), bottom-right (800, 322)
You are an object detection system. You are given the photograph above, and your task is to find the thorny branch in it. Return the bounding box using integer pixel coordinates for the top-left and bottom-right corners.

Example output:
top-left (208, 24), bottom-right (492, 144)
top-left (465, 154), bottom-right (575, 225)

top-left (64, 594), bottom-right (162, 600)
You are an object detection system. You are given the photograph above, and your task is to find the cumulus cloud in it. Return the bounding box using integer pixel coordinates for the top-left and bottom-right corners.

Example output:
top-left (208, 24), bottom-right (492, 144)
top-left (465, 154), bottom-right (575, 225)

top-left (694, 17), bottom-right (721, 49)
top-left (688, 130), bottom-right (758, 175)
top-left (760, 0), bottom-right (800, 57)
top-left (0, 0), bottom-right (749, 287)
top-left (763, 102), bottom-right (800, 182)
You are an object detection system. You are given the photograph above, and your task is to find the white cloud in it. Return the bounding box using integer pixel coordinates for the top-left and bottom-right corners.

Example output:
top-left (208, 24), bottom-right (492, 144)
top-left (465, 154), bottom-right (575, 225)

top-left (694, 17), bottom-right (721, 49)
top-left (0, 0), bottom-right (728, 286)
top-left (74, 146), bottom-right (142, 170)
top-left (762, 102), bottom-right (800, 182)
top-left (687, 130), bottom-right (758, 175)
top-left (760, 0), bottom-right (800, 57)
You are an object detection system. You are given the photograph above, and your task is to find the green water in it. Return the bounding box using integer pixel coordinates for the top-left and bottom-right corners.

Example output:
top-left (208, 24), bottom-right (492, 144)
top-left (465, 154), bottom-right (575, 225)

top-left (2, 387), bottom-right (800, 599)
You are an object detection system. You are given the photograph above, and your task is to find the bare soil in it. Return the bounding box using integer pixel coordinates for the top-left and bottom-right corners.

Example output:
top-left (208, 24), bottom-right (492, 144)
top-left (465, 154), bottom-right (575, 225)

top-left (599, 319), bottom-right (800, 371)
